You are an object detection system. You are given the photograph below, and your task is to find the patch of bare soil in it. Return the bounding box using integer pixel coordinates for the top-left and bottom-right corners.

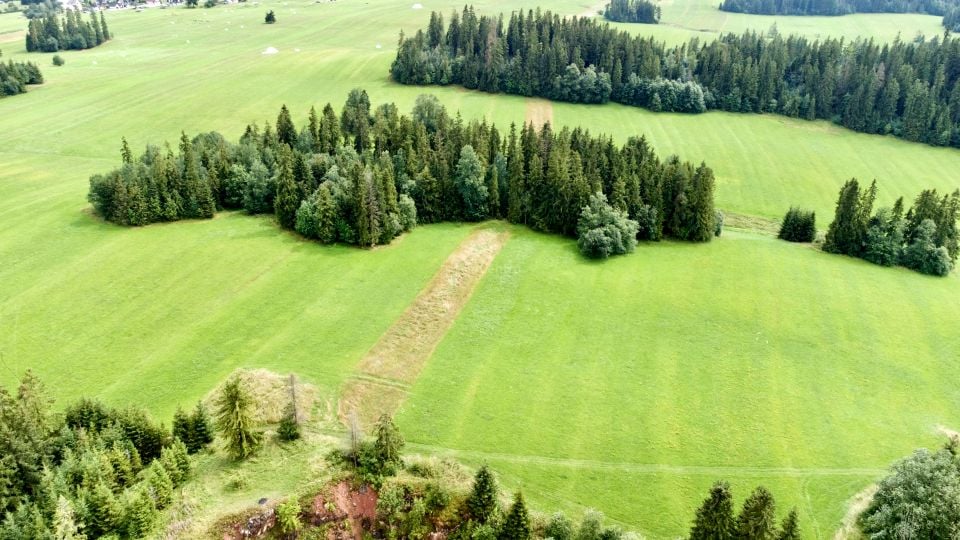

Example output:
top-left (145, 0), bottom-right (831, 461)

top-left (833, 484), bottom-right (877, 540)
top-left (339, 228), bottom-right (509, 427)
top-left (525, 98), bottom-right (554, 129)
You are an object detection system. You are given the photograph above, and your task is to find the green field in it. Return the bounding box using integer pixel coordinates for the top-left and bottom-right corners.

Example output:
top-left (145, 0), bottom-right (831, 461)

top-left (1, 0), bottom-right (959, 537)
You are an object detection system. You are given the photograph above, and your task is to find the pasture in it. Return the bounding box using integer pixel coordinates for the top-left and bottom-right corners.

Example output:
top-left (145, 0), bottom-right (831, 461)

top-left (0, 0), bottom-right (958, 537)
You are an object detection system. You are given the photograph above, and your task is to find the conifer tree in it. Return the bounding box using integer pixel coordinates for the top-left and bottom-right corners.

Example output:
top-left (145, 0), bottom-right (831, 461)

top-left (276, 104), bottom-right (297, 148)
top-left (735, 486), bottom-right (777, 540)
top-left (373, 413), bottom-right (404, 471)
top-left (823, 178), bottom-right (864, 255)
top-left (316, 184), bottom-right (338, 243)
top-left (172, 406), bottom-right (191, 448)
top-left (307, 106), bottom-right (321, 152)
top-left (125, 486), bottom-right (157, 538)
top-left (466, 465), bottom-right (499, 524)
top-left (776, 509), bottom-right (800, 540)
top-left (319, 103), bottom-right (341, 154)
top-left (146, 461), bottom-right (173, 509)
top-left (213, 377), bottom-right (261, 461)
top-left (455, 145), bottom-right (488, 220)
top-left (277, 401), bottom-right (301, 442)
top-left (99, 12), bottom-right (110, 40)
top-left (689, 481), bottom-right (735, 540)
top-left (88, 481), bottom-right (122, 537)
top-left (189, 401), bottom-right (214, 453)
top-left (52, 496), bottom-right (82, 540)
top-left (500, 491), bottom-right (531, 540)
top-left (274, 148), bottom-right (300, 230)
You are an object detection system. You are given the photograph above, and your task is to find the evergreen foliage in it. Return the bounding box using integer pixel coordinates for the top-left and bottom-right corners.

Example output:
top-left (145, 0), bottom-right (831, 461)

top-left (499, 491), bottom-right (531, 540)
top-left (213, 377), bottom-right (261, 460)
top-left (689, 481), bottom-right (735, 540)
top-left (89, 93), bottom-right (718, 257)
top-left (373, 414), bottom-right (404, 473)
top-left (735, 486), bottom-right (777, 540)
top-left (26, 9), bottom-right (112, 52)
top-left (277, 402), bottom-right (301, 442)
top-left (0, 51), bottom-right (43, 98)
top-left (776, 509), bottom-right (800, 540)
top-left (466, 465), bottom-right (499, 524)
top-left (264, 9), bottom-right (276, 23)
top-left (604, 0), bottom-right (660, 23)
top-left (393, 7), bottom-right (960, 148)
top-left (777, 208), bottom-right (816, 243)
top-left (720, 0), bottom-right (953, 15)
top-left (276, 498), bottom-right (303, 536)
top-left (823, 180), bottom-right (957, 275)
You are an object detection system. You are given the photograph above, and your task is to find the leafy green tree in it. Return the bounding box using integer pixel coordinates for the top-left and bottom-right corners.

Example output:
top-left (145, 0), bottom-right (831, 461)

top-left (735, 486), bottom-right (777, 540)
top-left (576, 510), bottom-right (604, 540)
top-left (902, 219), bottom-right (953, 276)
top-left (466, 465), bottom-right (499, 524)
top-left (577, 192), bottom-right (639, 258)
top-left (213, 377), bottom-right (261, 461)
top-left (689, 481), bottom-right (735, 540)
top-left (276, 498), bottom-right (302, 537)
top-left (545, 512), bottom-right (574, 540)
top-left (861, 448), bottom-right (960, 537)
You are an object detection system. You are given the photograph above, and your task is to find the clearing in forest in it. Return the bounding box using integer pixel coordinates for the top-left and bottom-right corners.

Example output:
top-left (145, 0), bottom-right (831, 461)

top-left (339, 227), bottom-right (509, 426)
top-left (525, 98), bottom-right (554, 127)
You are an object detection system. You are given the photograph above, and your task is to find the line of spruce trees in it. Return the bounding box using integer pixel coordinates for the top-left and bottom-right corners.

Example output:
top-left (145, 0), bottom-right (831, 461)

top-left (823, 179), bottom-right (959, 275)
top-left (392, 6), bottom-right (960, 147)
top-left (0, 50), bottom-right (43, 98)
top-left (26, 8), bottom-right (111, 53)
top-left (719, 0), bottom-right (954, 16)
top-left (88, 90), bottom-right (718, 252)
top-left (603, 0), bottom-right (661, 23)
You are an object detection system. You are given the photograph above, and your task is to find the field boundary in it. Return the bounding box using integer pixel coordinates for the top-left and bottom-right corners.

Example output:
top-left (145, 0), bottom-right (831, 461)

top-left (405, 442), bottom-right (887, 477)
top-left (525, 98), bottom-right (554, 128)
top-left (339, 227), bottom-right (509, 427)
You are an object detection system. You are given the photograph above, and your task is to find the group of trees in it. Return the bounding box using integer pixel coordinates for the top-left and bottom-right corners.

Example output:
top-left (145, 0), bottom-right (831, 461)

top-left (26, 9), bottom-right (111, 53)
top-left (89, 91), bottom-right (719, 254)
top-left (393, 6), bottom-right (960, 148)
top-left (0, 371), bottom-right (193, 538)
top-left (603, 0), bottom-right (661, 23)
top-left (719, 0), bottom-right (953, 15)
top-left (778, 207), bottom-right (817, 242)
top-left (0, 50), bottom-right (43, 98)
top-left (823, 179), bottom-right (958, 275)
top-left (689, 482), bottom-right (800, 540)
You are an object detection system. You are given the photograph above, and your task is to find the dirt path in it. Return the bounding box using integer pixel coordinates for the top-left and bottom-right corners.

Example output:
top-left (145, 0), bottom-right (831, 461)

top-left (525, 98), bottom-right (554, 128)
top-left (833, 484), bottom-right (877, 540)
top-left (339, 228), bottom-right (509, 427)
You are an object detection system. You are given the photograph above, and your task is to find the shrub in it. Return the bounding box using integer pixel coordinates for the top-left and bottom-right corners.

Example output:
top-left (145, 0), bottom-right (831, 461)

top-left (52, 55), bottom-right (64, 66)
top-left (576, 192), bottom-right (639, 259)
top-left (277, 402), bottom-right (301, 442)
top-left (265, 10), bottom-right (276, 23)
top-left (902, 219), bottom-right (953, 276)
top-left (276, 498), bottom-right (303, 536)
top-left (777, 207), bottom-right (816, 242)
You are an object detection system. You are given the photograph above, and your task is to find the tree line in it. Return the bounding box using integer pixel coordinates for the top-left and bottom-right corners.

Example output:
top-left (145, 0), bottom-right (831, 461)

top-left (0, 51), bottom-right (43, 98)
top-left (88, 90), bottom-right (718, 254)
top-left (719, 0), bottom-right (954, 16)
top-left (392, 6), bottom-right (960, 148)
top-left (26, 8), bottom-right (111, 53)
top-left (822, 179), bottom-right (958, 275)
top-left (603, 0), bottom-right (660, 23)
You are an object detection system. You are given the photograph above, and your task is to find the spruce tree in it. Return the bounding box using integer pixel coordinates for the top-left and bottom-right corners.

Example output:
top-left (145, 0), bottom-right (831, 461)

top-left (100, 11), bottom-right (110, 40)
top-left (52, 496), bottom-right (82, 540)
top-left (499, 491), bottom-right (531, 540)
top-left (735, 486), bottom-right (777, 540)
top-left (213, 377), bottom-right (261, 461)
top-left (277, 401), bottom-right (301, 442)
top-left (823, 178), bottom-right (864, 255)
top-left (276, 104), bottom-right (297, 148)
top-left (146, 461), bottom-right (173, 509)
top-left (455, 145), bottom-right (488, 220)
top-left (189, 401), bottom-right (214, 453)
top-left (373, 413), bottom-right (404, 471)
top-left (125, 486), bottom-right (158, 538)
top-left (776, 509), bottom-right (800, 540)
top-left (466, 465), bottom-right (499, 524)
top-left (689, 481), bottom-right (735, 540)
top-left (172, 406), bottom-right (191, 449)
top-left (316, 184), bottom-right (337, 243)
top-left (274, 148), bottom-right (300, 230)
top-left (319, 103), bottom-right (341, 153)
top-left (308, 106), bottom-right (321, 152)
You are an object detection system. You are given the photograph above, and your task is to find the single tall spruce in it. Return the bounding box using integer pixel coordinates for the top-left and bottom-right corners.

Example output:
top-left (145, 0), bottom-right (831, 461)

top-left (190, 400), bottom-right (214, 451)
top-left (276, 104), bottom-right (297, 148)
top-left (823, 178), bottom-right (864, 255)
top-left (735, 486), bottom-right (777, 540)
top-left (689, 481), bottom-right (735, 540)
top-left (500, 491), bottom-right (531, 540)
top-left (373, 413), bottom-right (404, 471)
top-left (274, 147), bottom-right (300, 230)
top-left (466, 464), bottom-right (499, 524)
top-left (776, 509), bottom-right (800, 540)
top-left (213, 376), bottom-right (261, 460)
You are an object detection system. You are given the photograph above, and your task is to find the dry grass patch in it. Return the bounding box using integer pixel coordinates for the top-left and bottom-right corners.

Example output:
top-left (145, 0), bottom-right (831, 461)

top-left (205, 368), bottom-right (318, 424)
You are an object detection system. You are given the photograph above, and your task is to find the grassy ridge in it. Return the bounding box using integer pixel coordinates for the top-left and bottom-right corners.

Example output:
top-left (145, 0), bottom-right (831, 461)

top-left (397, 226), bottom-right (959, 537)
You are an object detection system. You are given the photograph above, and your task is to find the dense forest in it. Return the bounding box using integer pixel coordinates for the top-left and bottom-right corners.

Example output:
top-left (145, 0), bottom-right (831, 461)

top-left (0, 51), bottom-right (43, 98)
top-left (26, 9), bottom-right (111, 52)
top-left (88, 91), bottom-right (718, 253)
top-left (392, 6), bottom-right (960, 147)
top-left (719, 0), bottom-right (954, 15)
top-left (0, 371), bottom-right (197, 538)
top-left (603, 0), bottom-right (660, 23)
top-left (822, 179), bottom-right (958, 275)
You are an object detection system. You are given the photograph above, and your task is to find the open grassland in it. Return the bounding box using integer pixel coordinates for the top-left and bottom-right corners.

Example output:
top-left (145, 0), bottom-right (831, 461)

top-left (0, 0), bottom-right (959, 537)
top-left (397, 226), bottom-right (960, 538)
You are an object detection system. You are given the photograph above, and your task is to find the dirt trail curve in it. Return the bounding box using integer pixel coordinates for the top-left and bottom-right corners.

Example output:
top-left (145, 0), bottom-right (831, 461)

top-left (339, 228), bottom-right (509, 427)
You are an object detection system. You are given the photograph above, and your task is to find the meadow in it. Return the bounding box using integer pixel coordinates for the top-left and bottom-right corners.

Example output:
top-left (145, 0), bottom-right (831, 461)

top-left (0, 0), bottom-right (958, 537)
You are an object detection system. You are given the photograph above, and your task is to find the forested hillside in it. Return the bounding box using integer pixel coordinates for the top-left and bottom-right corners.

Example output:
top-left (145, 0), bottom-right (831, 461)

top-left (392, 7), bottom-right (960, 148)
top-left (719, 0), bottom-right (953, 16)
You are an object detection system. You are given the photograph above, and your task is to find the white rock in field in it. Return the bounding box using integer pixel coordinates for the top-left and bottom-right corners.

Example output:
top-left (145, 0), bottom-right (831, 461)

top-left (412, 3), bottom-right (422, 8)
top-left (262, 46), bottom-right (279, 54)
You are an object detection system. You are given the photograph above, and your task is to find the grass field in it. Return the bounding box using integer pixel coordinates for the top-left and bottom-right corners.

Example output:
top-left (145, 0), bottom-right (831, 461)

top-left (0, 0), bottom-right (959, 537)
